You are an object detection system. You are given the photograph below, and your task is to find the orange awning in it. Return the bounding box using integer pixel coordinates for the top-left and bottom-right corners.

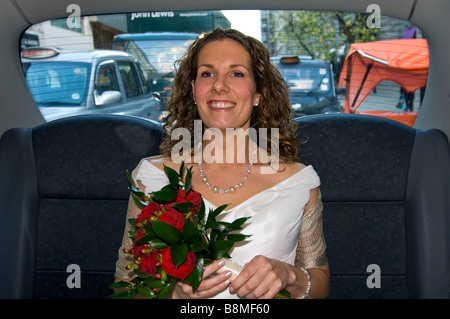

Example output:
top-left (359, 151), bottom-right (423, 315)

top-left (338, 39), bottom-right (429, 113)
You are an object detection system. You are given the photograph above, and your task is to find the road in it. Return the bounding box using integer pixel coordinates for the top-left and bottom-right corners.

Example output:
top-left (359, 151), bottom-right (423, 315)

top-left (338, 81), bottom-right (424, 113)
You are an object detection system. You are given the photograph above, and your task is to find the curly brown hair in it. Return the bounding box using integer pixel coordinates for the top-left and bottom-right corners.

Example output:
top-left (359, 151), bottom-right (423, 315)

top-left (160, 28), bottom-right (299, 163)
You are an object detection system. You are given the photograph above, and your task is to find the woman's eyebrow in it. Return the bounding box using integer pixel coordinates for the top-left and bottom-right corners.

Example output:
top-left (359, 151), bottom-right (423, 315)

top-left (197, 64), bottom-right (214, 69)
top-left (197, 63), bottom-right (250, 71)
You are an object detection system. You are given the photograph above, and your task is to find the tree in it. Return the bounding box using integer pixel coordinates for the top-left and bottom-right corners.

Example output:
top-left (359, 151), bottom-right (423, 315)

top-left (269, 10), bottom-right (379, 64)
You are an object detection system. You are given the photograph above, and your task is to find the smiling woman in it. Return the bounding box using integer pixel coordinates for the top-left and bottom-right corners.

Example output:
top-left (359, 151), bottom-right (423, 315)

top-left (114, 28), bottom-right (330, 300)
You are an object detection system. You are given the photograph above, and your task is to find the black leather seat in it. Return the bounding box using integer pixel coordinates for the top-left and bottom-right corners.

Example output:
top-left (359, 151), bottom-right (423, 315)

top-left (0, 113), bottom-right (449, 299)
top-left (296, 114), bottom-right (450, 298)
top-left (0, 115), bottom-right (163, 298)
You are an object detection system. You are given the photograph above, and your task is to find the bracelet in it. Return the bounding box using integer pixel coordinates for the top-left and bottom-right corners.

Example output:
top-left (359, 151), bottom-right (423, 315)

top-left (297, 267), bottom-right (311, 299)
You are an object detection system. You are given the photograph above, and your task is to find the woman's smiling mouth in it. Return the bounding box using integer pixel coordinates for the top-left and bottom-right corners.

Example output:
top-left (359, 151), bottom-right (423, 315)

top-left (208, 100), bottom-right (236, 109)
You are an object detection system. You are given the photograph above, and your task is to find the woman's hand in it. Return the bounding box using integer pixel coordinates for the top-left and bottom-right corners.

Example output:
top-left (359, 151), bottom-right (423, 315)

top-left (170, 259), bottom-right (232, 299)
top-left (228, 255), bottom-right (296, 299)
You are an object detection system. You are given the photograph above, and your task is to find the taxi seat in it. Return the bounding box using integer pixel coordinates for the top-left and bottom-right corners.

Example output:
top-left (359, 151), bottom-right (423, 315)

top-left (296, 114), bottom-right (450, 298)
top-left (0, 113), bottom-right (448, 298)
top-left (0, 115), bottom-right (163, 298)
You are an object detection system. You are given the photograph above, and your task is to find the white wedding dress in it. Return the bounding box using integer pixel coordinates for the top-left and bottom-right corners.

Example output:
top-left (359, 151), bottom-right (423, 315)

top-left (115, 158), bottom-right (321, 299)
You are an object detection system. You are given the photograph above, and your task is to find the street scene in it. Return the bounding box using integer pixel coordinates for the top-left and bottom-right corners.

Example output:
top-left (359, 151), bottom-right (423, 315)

top-left (341, 80), bottom-right (424, 113)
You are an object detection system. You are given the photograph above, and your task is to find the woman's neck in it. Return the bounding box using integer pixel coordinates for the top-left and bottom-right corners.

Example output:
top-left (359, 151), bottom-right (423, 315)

top-left (199, 128), bottom-right (255, 165)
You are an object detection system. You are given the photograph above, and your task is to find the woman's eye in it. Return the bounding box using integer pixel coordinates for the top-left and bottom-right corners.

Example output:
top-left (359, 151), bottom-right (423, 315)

top-left (231, 72), bottom-right (244, 77)
top-left (201, 71), bottom-right (213, 77)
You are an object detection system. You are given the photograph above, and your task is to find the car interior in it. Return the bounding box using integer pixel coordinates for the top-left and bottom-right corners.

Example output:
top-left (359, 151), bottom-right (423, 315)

top-left (0, 0), bottom-right (449, 299)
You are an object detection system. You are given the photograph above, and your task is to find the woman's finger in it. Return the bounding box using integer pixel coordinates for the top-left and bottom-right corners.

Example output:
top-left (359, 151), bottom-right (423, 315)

top-left (203, 259), bottom-right (228, 277)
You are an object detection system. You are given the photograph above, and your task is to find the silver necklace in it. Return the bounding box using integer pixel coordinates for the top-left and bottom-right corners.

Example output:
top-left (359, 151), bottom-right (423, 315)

top-left (197, 141), bottom-right (257, 193)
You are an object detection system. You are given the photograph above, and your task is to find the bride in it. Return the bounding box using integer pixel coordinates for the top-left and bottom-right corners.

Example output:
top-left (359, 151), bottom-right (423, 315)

top-left (115, 28), bottom-right (330, 299)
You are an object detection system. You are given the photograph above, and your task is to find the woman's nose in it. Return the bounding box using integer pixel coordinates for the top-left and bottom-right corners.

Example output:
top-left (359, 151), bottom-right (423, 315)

top-left (212, 76), bottom-right (229, 93)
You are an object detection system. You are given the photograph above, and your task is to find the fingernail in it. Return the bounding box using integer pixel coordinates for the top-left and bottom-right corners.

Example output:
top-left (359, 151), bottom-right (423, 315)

top-left (218, 259), bottom-right (225, 267)
top-left (223, 280), bottom-right (230, 286)
top-left (229, 286), bottom-right (235, 293)
top-left (224, 271), bottom-right (232, 278)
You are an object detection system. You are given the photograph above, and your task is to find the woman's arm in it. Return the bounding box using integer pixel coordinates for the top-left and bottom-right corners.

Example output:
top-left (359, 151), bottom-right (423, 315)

top-left (228, 187), bottom-right (330, 299)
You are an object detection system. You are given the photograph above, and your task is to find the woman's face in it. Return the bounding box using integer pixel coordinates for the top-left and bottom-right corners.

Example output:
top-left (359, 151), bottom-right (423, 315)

top-left (192, 39), bottom-right (261, 130)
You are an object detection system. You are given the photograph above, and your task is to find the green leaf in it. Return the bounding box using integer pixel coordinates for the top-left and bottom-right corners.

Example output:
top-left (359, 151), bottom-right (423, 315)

top-left (109, 288), bottom-right (138, 299)
top-left (207, 204), bottom-right (229, 222)
top-left (161, 184), bottom-right (176, 191)
top-left (185, 255), bottom-right (204, 292)
top-left (152, 189), bottom-right (178, 201)
top-left (143, 223), bottom-right (156, 238)
top-left (194, 200), bottom-right (206, 224)
top-left (128, 229), bottom-right (137, 241)
top-left (126, 169), bottom-right (137, 189)
top-left (136, 283), bottom-right (154, 297)
top-left (183, 220), bottom-right (206, 252)
top-left (132, 269), bottom-right (152, 279)
top-left (172, 202), bottom-right (193, 213)
top-left (145, 279), bottom-right (166, 289)
top-left (226, 233), bottom-right (251, 242)
top-left (127, 218), bottom-right (137, 227)
top-left (184, 166), bottom-right (193, 193)
top-left (164, 164), bottom-right (181, 189)
top-left (156, 278), bottom-right (174, 299)
top-left (134, 234), bottom-right (155, 245)
top-left (206, 220), bottom-right (226, 231)
top-left (126, 170), bottom-right (146, 197)
top-left (209, 229), bottom-right (221, 242)
top-left (170, 242), bottom-right (188, 267)
top-left (148, 238), bottom-right (169, 249)
top-left (211, 240), bottom-right (235, 259)
top-left (179, 161), bottom-right (185, 179)
top-left (183, 220), bottom-right (199, 238)
top-left (212, 217), bottom-right (251, 232)
top-left (151, 220), bottom-right (183, 244)
top-left (131, 193), bottom-right (147, 210)
top-left (109, 281), bottom-right (132, 290)
top-left (230, 216), bottom-right (251, 229)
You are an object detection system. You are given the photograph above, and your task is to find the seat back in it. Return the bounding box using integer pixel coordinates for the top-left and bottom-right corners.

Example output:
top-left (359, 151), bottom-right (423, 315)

top-left (0, 115), bottom-right (163, 298)
top-left (1, 113), bottom-right (448, 299)
top-left (296, 114), bottom-right (450, 298)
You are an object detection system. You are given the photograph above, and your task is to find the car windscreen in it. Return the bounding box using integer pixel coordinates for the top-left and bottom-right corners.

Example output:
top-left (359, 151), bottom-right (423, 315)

top-left (278, 66), bottom-right (331, 95)
top-left (130, 39), bottom-right (194, 75)
top-left (23, 61), bottom-right (91, 106)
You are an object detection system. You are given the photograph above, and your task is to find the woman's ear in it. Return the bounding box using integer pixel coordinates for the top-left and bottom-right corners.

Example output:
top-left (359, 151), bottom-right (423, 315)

top-left (254, 93), bottom-right (261, 106)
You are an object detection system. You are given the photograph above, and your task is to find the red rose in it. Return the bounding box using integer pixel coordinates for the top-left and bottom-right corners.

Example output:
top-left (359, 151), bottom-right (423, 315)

top-left (157, 207), bottom-right (186, 231)
top-left (136, 202), bottom-right (160, 225)
top-left (128, 244), bottom-right (143, 258)
top-left (161, 248), bottom-right (197, 280)
top-left (140, 250), bottom-right (158, 276)
top-left (175, 190), bottom-right (202, 213)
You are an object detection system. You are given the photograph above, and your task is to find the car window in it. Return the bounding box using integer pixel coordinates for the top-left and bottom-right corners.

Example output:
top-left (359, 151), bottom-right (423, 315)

top-left (20, 10), bottom-right (427, 126)
top-left (23, 61), bottom-right (91, 107)
top-left (95, 62), bottom-right (120, 95)
top-left (117, 61), bottom-right (143, 99)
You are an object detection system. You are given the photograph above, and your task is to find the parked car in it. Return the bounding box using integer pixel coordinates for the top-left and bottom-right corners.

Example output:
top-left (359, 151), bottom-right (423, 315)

top-left (271, 55), bottom-right (343, 117)
top-left (21, 47), bottom-right (163, 122)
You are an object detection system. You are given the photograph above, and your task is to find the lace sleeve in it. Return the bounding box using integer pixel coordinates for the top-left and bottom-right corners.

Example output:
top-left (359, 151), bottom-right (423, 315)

top-left (295, 190), bottom-right (328, 269)
top-left (114, 161), bottom-right (145, 280)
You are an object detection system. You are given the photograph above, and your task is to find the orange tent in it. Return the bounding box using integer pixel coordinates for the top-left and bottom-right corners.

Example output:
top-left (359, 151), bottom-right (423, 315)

top-left (338, 39), bottom-right (428, 126)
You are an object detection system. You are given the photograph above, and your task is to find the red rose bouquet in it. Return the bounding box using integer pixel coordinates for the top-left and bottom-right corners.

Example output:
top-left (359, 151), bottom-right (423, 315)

top-left (110, 162), bottom-right (251, 299)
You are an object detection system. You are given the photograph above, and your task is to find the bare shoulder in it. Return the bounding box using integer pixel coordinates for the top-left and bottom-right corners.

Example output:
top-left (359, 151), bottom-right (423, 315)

top-left (258, 161), bottom-right (306, 176)
top-left (285, 161), bottom-right (307, 174)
